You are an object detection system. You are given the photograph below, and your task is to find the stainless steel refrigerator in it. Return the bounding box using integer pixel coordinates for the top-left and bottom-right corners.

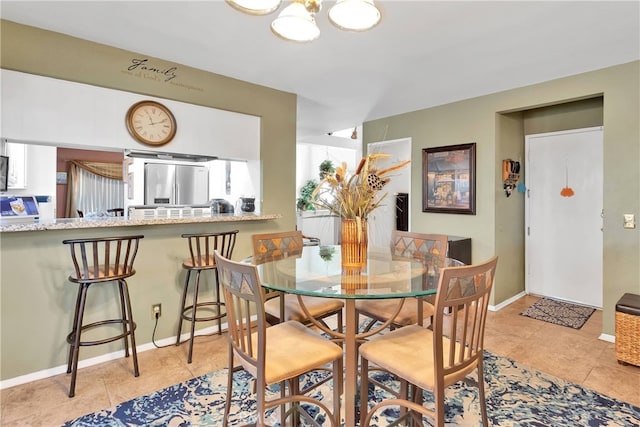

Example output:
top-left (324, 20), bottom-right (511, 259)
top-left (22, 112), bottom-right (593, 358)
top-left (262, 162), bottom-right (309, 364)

top-left (144, 163), bottom-right (209, 205)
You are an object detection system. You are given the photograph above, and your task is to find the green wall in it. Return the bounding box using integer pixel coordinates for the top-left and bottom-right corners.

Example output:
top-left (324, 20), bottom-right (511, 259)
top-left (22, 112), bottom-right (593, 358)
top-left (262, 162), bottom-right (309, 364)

top-left (0, 20), bottom-right (298, 229)
top-left (364, 61), bottom-right (640, 335)
top-left (524, 96), bottom-right (604, 135)
top-left (0, 20), bottom-right (298, 381)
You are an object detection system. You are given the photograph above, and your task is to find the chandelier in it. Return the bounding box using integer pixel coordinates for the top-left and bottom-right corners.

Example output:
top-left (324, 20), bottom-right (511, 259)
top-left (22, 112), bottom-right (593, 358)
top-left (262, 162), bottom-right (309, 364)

top-left (226, 0), bottom-right (382, 42)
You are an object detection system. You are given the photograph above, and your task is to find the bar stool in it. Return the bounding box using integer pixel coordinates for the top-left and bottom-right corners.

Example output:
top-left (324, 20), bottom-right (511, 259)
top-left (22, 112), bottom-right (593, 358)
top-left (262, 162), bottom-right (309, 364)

top-left (176, 230), bottom-right (238, 363)
top-left (62, 234), bottom-right (144, 398)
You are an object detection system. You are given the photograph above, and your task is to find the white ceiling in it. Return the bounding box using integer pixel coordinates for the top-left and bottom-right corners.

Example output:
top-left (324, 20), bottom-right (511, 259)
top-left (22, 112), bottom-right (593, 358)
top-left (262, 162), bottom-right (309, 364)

top-left (2, 1), bottom-right (639, 140)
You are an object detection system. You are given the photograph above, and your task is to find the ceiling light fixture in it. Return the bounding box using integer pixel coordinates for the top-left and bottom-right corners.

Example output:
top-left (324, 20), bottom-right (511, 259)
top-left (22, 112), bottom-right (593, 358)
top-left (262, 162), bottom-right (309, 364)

top-left (226, 0), bottom-right (381, 43)
top-left (329, 0), bottom-right (381, 31)
top-left (225, 0), bottom-right (282, 15)
top-left (272, 0), bottom-right (321, 42)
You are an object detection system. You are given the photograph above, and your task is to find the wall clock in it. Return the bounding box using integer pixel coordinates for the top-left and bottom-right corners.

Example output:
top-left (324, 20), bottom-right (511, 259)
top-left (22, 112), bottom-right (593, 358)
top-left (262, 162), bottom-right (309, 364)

top-left (125, 100), bottom-right (177, 146)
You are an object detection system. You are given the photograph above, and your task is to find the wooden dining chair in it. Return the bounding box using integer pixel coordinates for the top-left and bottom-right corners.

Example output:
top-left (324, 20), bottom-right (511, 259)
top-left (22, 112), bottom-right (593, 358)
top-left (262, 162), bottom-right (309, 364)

top-left (214, 250), bottom-right (342, 427)
top-left (356, 231), bottom-right (448, 331)
top-left (359, 256), bottom-right (498, 427)
top-left (252, 231), bottom-right (344, 332)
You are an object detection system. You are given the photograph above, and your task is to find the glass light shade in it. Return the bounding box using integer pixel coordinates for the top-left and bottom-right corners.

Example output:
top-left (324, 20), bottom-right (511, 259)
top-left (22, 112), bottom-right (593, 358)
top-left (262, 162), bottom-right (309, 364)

top-left (271, 1), bottom-right (320, 42)
top-left (328, 0), bottom-right (381, 31)
top-left (226, 0), bottom-right (282, 15)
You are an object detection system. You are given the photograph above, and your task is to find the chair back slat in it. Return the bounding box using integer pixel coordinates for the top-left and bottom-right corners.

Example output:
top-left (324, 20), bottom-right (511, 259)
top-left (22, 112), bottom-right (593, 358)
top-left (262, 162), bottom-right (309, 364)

top-left (390, 231), bottom-right (448, 271)
top-left (214, 250), bottom-right (267, 374)
top-left (433, 256), bottom-right (498, 379)
top-left (250, 230), bottom-right (306, 320)
top-left (99, 240), bottom-right (107, 277)
top-left (62, 235), bottom-right (144, 283)
top-left (182, 230), bottom-right (238, 269)
top-left (252, 230), bottom-right (304, 263)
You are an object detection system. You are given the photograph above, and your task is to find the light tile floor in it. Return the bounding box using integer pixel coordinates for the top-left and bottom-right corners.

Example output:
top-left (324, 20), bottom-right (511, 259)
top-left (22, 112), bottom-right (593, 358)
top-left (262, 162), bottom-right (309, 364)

top-left (1, 295), bottom-right (639, 426)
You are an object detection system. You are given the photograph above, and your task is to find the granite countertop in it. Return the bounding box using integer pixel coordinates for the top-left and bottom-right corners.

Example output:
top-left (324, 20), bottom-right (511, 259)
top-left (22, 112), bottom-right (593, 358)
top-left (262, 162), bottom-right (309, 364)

top-left (0, 213), bottom-right (282, 233)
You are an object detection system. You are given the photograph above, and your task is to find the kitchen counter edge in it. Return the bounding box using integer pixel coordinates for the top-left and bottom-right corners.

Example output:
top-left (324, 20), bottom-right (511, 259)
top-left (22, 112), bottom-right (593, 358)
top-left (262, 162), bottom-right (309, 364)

top-left (0, 213), bottom-right (283, 233)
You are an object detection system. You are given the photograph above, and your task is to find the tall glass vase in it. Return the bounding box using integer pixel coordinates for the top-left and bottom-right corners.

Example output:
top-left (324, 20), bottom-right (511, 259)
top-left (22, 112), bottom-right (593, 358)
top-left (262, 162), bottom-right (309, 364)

top-left (341, 218), bottom-right (368, 270)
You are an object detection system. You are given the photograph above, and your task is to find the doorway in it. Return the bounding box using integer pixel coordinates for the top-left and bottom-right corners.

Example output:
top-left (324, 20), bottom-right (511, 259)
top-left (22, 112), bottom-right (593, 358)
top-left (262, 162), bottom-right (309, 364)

top-left (367, 138), bottom-right (412, 248)
top-left (525, 127), bottom-right (603, 308)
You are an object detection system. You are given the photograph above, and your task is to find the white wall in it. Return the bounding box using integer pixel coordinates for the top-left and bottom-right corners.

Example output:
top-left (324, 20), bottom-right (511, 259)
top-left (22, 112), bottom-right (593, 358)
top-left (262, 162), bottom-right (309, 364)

top-left (0, 143), bottom-right (56, 215)
top-left (207, 159), bottom-right (259, 210)
top-left (295, 143), bottom-right (359, 197)
top-left (2, 70), bottom-right (263, 213)
top-left (1, 70), bottom-right (260, 160)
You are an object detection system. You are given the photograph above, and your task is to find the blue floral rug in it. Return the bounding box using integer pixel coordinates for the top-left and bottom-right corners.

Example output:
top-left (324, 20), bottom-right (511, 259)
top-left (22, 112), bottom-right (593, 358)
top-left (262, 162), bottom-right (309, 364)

top-left (63, 351), bottom-right (640, 426)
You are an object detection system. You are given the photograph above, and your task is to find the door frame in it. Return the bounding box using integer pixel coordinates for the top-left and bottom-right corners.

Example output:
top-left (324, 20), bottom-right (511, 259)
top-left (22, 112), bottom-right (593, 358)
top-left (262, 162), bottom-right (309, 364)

top-left (367, 138), bottom-right (412, 248)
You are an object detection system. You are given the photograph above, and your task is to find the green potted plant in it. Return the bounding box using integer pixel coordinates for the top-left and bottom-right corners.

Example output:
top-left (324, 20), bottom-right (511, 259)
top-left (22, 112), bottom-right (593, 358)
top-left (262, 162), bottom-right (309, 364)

top-left (318, 160), bottom-right (335, 180)
top-left (297, 179), bottom-right (318, 211)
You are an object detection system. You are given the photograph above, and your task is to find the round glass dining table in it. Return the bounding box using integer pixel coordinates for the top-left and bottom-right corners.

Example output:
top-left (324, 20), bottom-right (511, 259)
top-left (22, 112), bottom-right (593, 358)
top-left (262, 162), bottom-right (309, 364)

top-left (254, 244), bottom-right (461, 426)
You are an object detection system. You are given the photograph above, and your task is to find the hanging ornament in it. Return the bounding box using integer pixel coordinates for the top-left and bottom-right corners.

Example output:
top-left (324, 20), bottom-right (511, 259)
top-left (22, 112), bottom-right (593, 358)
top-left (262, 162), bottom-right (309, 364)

top-left (502, 159), bottom-right (521, 197)
top-left (560, 161), bottom-right (575, 197)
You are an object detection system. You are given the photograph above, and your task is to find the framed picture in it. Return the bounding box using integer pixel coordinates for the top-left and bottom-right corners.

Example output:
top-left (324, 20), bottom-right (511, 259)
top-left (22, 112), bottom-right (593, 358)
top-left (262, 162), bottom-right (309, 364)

top-left (422, 143), bottom-right (476, 215)
top-left (56, 172), bottom-right (67, 185)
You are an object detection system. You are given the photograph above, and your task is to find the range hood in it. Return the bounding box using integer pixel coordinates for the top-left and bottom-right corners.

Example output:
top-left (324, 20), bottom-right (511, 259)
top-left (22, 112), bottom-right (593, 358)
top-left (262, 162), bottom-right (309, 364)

top-left (125, 149), bottom-right (217, 163)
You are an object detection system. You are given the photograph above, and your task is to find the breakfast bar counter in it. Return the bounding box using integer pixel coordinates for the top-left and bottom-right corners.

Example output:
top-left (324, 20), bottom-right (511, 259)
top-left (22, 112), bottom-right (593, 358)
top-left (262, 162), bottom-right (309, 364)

top-left (0, 213), bottom-right (281, 233)
top-left (0, 212), bottom-right (285, 386)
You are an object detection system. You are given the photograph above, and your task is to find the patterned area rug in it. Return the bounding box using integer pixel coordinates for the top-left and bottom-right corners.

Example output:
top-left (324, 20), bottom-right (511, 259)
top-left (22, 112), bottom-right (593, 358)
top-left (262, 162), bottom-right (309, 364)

top-left (63, 351), bottom-right (640, 426)
top-left (520, 297), bottom-right (596, 329)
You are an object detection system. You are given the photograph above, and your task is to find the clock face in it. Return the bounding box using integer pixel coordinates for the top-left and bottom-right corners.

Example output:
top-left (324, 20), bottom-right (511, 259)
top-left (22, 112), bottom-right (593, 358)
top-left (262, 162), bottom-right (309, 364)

top-left (126, 101), bottom-right (177, 146)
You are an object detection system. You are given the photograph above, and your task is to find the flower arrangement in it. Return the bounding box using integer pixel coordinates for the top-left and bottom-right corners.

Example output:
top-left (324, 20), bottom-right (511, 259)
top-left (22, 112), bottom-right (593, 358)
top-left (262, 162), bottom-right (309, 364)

top-left (311, 153), bottom-right (410, 220)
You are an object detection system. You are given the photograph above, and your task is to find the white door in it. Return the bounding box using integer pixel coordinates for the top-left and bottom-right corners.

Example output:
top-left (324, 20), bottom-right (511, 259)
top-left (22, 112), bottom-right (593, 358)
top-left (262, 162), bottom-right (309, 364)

top-left (367, 138), bottom-right (412, 248)
top-left (525, 127), bottom-right (603, 307)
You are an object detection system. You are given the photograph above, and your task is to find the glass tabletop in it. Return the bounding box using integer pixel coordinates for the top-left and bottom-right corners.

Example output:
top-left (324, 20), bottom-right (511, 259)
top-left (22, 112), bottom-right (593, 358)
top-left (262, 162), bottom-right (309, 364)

top-left (255, 244), bottom-right (461, 299)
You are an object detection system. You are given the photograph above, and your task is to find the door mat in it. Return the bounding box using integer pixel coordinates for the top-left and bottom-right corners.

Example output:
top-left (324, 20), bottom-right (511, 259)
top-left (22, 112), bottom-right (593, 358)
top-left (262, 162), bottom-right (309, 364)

top-left (521, 297), bottom-right (595, 329)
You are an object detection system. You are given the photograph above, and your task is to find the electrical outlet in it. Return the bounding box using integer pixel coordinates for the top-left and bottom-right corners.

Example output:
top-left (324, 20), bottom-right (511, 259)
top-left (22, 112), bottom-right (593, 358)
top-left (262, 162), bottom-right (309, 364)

top-left (152, 303), bottom-right (162, 319)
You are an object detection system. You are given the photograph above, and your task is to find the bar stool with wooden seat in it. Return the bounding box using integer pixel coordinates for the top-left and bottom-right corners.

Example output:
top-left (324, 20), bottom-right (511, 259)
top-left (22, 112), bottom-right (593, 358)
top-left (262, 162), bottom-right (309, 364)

top-left (62, 234), bottom-right (144, 398)
top-left (175, 230), bottom-right (238, 363)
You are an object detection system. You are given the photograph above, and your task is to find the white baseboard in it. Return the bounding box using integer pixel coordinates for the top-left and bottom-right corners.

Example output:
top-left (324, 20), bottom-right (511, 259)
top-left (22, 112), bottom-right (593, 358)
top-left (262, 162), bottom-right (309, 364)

top-left (599, 333), bottom-right (615, 343)
top-left (0, 322), bottom-right (229, 390)
top-left (489, 291), bottom-right (526, 312)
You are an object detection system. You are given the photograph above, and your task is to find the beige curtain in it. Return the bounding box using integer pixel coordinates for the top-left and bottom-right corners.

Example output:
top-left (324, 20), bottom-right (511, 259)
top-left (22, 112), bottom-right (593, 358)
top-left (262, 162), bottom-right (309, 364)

top-left (64, 161), bottom-right (123, 218)
top-left (71, 160), bottom-right (123, 180)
